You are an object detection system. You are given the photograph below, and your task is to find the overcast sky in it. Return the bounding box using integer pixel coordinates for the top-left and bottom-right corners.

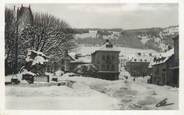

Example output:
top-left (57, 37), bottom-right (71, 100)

top-left (7, 3), bottom-right (178, 29)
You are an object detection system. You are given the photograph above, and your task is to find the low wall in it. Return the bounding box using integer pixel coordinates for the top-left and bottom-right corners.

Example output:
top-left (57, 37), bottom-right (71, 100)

top-left (34, 75), bottom-right (49, 82)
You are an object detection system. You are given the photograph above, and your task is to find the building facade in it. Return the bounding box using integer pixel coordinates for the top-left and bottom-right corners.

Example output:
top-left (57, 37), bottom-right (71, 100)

top-left (125, 61), bottom-right (150, 77)
top-left (151, 55), bottom-right (174, 85)
top-left (45, 50), bottom-right (74, 73)
top-left (170, 35), bottom-right (179, 87)
top-left (91, 40), bottom-right (120, 80)
top-left (150, 35), bottom-right (179, 87)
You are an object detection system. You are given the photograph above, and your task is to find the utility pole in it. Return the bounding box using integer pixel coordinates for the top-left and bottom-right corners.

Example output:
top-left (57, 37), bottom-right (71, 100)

top-left (63, 50), bottom-right (70, 73)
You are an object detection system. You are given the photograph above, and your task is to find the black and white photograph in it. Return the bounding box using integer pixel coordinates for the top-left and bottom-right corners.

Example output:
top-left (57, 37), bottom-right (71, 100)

top-left (3, 2), bottom-right (180, 111)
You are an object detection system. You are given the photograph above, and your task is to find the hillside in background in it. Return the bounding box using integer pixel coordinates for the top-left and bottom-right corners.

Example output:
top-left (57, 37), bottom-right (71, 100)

top-left (73, 26), bottom-right (178, 52)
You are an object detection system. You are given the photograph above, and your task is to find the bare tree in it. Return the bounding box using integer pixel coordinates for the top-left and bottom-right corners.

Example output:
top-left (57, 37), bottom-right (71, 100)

top-left (21, 13), bottom-right (76, 60)
top-left (5, 9), bottom-right (76, 75)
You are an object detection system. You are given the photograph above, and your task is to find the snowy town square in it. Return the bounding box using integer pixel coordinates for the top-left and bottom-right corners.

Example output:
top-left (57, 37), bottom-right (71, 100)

top-left (5, 4), bottom-right (179, 110)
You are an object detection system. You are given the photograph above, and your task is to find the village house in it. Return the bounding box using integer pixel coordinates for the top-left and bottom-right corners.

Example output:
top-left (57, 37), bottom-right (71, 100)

top-left (70, 54), bottom-right (91, 72)
top-left (124, 52), bottom-right (152, 77)
top-left (170, 35), bottom-right (179, 86)
top-left (91, 39), bottom-right (120, 80)
top-left (125, 57), bottom-right (150, 77)
top-left (149, 35), bottom-right (179, 87)
top-left (45, 50), bottom-right (74, 73)
top-left (150, 49), bottom-right (174, 85)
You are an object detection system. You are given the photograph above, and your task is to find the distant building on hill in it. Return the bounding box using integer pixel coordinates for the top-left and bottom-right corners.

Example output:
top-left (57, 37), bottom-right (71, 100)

top-left (91, 39), bottom-right (120, 80)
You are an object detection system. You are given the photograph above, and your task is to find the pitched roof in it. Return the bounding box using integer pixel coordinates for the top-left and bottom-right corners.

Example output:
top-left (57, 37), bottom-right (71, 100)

top-left (91, 41), bottom-right (120, 54)
top-left (71, 56), bottom-right (91, 63)
top-left (149, 49), bottom-right (174, 67)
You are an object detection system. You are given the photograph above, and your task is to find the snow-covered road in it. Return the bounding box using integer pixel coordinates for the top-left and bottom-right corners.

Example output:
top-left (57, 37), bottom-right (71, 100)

top-left (5, 81), bottom-right (119, 110)
top-left (5, 76), bottom-right (178, 110)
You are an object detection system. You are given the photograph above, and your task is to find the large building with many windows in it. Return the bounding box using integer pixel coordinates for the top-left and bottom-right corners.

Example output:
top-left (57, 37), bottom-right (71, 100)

top-left (91, 40), bottom-right (120, 80)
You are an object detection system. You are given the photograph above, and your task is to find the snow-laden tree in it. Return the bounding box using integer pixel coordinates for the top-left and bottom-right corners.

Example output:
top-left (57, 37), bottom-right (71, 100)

top-left (24, 50), bottom-right (48, 75)
top-left (21, 13), bottom-right (76, 60)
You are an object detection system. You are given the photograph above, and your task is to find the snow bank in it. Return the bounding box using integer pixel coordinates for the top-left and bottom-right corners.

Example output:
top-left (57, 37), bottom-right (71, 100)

top-left (21, 69), bottom-right (36, 76)
top-left (119, 67), bottom-right (131, 80)
top-left (55, 70), bottom-right (64, 77)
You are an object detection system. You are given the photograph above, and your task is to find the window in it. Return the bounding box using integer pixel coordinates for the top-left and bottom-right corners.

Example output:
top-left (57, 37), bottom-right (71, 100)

top-left (96, 65), bottom-right (99, 69)
top-left (112, 56), bottom-right (114, 61)
top-left (102, 55), bottom-right (105, 60)
top-left (155, 67), bottom-right (159, 74)
top-left (107, 55), bottom-right (110, 60)
top-left (111, 65), bottom-right (115, 71)
top-left (107, 65), bottom-right (110, 71)
top-left (102, 65), bottom-right (105, 71)
top-left (106, 55), bottom-right (111, 64)
top-left (97, 59), bottom-right (100, 64)
top-left (162, 73), bottom-right (165, 82)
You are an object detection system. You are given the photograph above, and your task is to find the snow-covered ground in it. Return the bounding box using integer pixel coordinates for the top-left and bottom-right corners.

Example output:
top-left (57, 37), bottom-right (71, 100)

top-left (5, 74), bottom-right (178, 110)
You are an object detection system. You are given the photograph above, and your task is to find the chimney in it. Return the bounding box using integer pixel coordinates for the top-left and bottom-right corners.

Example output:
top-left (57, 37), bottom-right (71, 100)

top-left (104, 39), bottom-right (113, 48)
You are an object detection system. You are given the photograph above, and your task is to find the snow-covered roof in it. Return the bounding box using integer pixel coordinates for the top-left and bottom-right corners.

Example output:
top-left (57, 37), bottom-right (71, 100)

top-left (129, 56), bottom-right (152, 62)
top-left (98, 45), bottom-right (120, 52)
top-left (149, 49), bottom-right (174, 67)
top-left (68, 52), bottom-right (77, 61)
top-left (91, 41), bottom-right (120, 55)
top-left (71, 56), bottom-right (91, 63)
